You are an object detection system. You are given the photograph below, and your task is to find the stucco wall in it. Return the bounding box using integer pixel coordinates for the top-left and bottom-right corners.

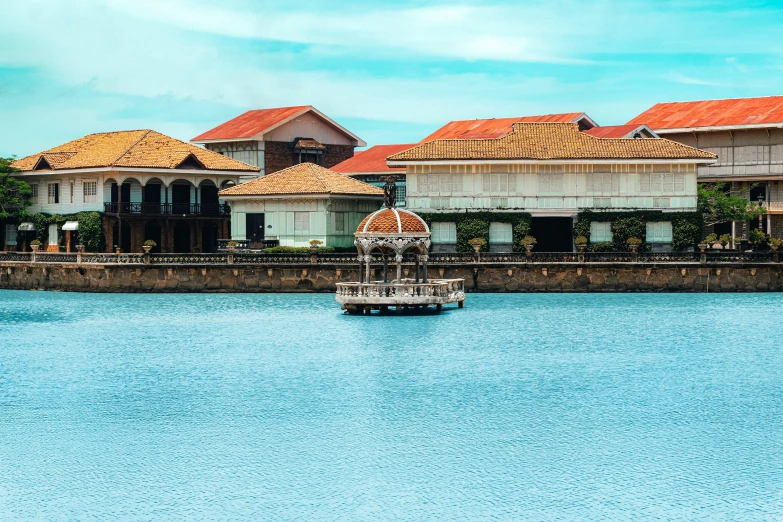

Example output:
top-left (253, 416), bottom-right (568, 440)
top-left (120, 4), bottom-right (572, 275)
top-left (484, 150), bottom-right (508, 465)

top-left (2, 262), bottom-right (781, 293)
top-left (228, 198), bottom-right (381, 247)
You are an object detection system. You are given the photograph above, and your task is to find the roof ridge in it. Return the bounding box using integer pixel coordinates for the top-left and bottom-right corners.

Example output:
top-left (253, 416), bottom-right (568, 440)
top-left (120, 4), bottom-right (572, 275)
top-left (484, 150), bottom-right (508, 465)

top-left (309, 163), bottom-right (337, 193)
top-left (110, 129), bottom-right (154, 166)
top-left (651, 95), bottom-right (783, 106)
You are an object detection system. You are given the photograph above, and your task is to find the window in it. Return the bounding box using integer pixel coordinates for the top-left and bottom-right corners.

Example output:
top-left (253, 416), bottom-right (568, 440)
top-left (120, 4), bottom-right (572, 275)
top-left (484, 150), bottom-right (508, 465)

top-left (30, 183), bottom-right (38, 199)
top-left (640, 172), bottom-right (685, 194)
top-left (396, 184), bottom-right (407, 206)
top-left (83, 181), bottom-right (97, 203)
top-left (489, 222), bottom-right (513, 244)
top-left (294, 212), bottom-right (310, 233)
top-left (590, 222), bottom-right (613, 243)
top-left (334, 212), bottom-right (345, 233)
top-left (587, 173), bottom-right (619, 194)
top-left (431, 222), bottom-right (456, 243)
top-left (418, 174), bottom-right (429, 194)
top-left (47, 182), bottom-right (59, 204)
top-left (646, 222), bottom-right (673, 242)
top-left (5, 224), bottom-right (17, 246)
top-left (539, 173), bottom-right (563, 195)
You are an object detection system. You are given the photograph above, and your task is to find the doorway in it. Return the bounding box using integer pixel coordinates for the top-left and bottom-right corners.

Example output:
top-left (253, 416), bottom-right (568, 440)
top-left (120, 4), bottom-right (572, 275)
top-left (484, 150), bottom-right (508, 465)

top-left (201, 185), bottom-right (219, 214)
top-left (202, 221), bottom-right (218, 253)
top-left (530, 217), bottom-right (573, 252)
top-left (172, 185), bottom-right (191, 215)
top-left (246, 213), bottom-right (265, 248)
top-left (112, 221), bottom-right (131, 252)
top-left (173, 221), bottom-right (191, 253)
top-left (144, 221), bottom-right (162, 253)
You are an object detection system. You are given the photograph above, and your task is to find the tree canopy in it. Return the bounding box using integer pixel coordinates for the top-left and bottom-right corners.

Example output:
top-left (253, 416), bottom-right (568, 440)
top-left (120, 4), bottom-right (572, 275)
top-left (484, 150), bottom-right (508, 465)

top-left (697, 182), bottom-right (765, 227)
top-left (0, 156), bottom-right (33, 219)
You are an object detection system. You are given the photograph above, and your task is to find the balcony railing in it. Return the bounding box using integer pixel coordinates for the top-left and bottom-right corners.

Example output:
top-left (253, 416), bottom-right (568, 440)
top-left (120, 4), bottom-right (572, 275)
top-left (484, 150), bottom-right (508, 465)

top-left (103, 202), bottom-right (230, 216)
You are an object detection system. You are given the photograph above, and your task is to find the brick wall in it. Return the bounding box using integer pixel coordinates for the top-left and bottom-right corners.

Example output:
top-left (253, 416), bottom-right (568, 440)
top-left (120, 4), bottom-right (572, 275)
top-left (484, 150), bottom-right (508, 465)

top-left (322, 145), bottom-right (355, 169)
top-left (263, 141), bottom-right (295, 175)
top-left (263, 141), bottom-right (355, 175)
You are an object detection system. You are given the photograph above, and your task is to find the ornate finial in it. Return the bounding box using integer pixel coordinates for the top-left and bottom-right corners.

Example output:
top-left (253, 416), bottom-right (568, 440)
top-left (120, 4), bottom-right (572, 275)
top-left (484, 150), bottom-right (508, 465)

top-left (381, 175), bottom-right (398, 208)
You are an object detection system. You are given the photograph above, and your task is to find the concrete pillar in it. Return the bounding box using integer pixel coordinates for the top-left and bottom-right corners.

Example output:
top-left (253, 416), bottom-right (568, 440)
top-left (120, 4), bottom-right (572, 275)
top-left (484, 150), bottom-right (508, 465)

top-left (382, 254), bottom-right (389, 283)
top-left (421, 254), bottom-right (429, 283)
top-left (395, 254), bottom-right (403, 282)
top-left (364, 254), bottom-right (372, 283)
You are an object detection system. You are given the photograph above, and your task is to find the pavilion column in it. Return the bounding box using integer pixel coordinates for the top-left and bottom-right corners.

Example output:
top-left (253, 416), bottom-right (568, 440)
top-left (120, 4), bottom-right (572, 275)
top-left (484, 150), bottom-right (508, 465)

top-left (382, 254), bottom-right (389, 283)
top-left (364, 254), bottom-right (372, 283)
top-left (421, 254), bottom-right (428, 283)
top-left (357, 253), bottom-right (364, 284)
top-left (415, 255), bottom-right (420, 283)
top-left (395, 254), bottom-right (403, 282)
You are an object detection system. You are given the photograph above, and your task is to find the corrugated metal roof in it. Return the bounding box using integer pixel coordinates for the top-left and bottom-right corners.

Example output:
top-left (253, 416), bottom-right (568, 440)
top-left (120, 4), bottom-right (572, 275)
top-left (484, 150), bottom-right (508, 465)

top-left (584, 125), bottom-right (647, 138)
top-left (627, 96), bottom-right (783, 130)
top-left (420, 113), bottom-right (588, 142)
top-left (191, 106), bottom-right (310, 141)
top-left (331, 144), bottom-right (415, 174)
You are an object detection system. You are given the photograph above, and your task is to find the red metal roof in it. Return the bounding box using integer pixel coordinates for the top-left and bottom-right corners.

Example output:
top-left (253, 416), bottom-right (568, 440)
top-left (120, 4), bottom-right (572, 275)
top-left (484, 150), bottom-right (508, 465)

top-left (583, 124), bottom-right (646, 138)
top-left (420, 113), bottom-right (588, 142)
top-left (627, 96), bottom-right (783, 130)
top-left (331, 144), bottom-right (415, 174)
top-left (192, 106), bottom-right (310, 141)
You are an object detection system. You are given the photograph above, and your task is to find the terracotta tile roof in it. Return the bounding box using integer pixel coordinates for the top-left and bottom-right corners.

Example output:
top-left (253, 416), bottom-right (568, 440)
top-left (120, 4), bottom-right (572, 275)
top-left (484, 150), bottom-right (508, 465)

top-left (357, 208), bottom-right (429, 234)
top-left (191, 106), bottom-right (310, 141)
top-left (293, 138), bottom-right (326, 149)
top-left (420, 113), bottom-right (590, 142)
top-left (627, 96), bottom-right (783, 131)
top-left (388, 122), bottom-right (716, 162)
top-left (583, 124), bottom-right (653, 139)
top-left (331, 144), bottom-right (415, 175)
top-left (12, 130), bottom-right (259, 172)
top-left (219, 162), bottom-right (384, 197)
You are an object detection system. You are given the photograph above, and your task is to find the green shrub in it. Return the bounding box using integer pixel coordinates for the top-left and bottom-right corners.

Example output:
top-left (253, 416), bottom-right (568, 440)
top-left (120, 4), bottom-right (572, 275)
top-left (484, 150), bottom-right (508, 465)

top-left (574, 235), bottom-right (588, 245)
top-left (589, 242), bottom-right (615, 252)
top-left (749, 228), bottom-right (766, 245)
top-left (417, 212), bottom-right (532, 252)
top-left (576, 210), bottom-right (702, 252)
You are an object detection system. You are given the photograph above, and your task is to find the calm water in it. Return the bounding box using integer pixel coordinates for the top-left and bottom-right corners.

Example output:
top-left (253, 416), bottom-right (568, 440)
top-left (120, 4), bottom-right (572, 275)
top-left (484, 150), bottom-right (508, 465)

top-left (1, 291), bottom-right (782, 520)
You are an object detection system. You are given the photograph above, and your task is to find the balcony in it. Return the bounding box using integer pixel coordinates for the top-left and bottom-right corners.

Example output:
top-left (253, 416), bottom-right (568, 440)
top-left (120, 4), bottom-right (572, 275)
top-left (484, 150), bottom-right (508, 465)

top-left (103, 202), bottom-right (230, 216)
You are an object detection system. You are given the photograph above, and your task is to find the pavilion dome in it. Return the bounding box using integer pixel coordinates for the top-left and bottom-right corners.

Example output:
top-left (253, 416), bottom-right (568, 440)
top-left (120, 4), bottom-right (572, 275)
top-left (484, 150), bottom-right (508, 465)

top-left (356, 207), bottom-right (429, 235)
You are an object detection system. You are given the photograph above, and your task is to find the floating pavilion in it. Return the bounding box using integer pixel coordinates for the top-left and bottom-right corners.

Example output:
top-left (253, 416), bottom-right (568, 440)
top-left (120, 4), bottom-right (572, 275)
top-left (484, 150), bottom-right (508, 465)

top-left (336, 177), bottom-right (465, 314)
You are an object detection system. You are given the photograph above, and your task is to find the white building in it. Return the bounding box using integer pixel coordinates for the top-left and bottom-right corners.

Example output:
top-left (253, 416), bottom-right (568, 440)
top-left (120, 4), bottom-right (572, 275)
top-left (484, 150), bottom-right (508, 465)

top-left (387, 122), bottom-right (716, 252)
top-left (219, 163), bottom-right (383, 248)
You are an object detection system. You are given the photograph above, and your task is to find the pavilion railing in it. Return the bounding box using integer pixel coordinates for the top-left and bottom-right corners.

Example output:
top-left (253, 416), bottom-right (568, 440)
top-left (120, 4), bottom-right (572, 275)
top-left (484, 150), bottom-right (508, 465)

top-left (0, 251), bottom-right (779, 265)
top-left (336, 279), bottom-right (465, 300)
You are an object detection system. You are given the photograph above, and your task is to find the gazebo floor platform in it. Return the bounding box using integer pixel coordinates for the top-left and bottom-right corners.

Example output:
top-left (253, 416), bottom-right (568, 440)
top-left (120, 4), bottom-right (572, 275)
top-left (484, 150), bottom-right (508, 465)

top-left (336, 278), bottom-right (465, 314)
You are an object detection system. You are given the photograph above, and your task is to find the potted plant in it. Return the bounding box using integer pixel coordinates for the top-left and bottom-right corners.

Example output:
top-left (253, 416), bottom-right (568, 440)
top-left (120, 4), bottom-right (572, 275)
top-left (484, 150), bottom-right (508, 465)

top-left (226, 240), bottom-right (238, 253)
top-left (521, 235), bottom-right (537, 254)
top-left (30, 239), bottom-right (41, 252)
top-left (142, 239), bottom-right (157, 253)
top-left (719, 234), bottom-right (732, 249)
top-left (704, 232), bottom-right (718, 249)
top-left (626, 236), bottom-right (642, 254)
top-left (309, 239), bottom-right (323, 252)
top-left (732, 237), bottom-right (743, 251)
top-left (768, 237), bottom-right (783, 251)
top-left (574, 235), bottom-right (588, 252)
top-left (468, 237), bottom-right (487, 253)
top-left (76, 244), bottom-right (85, 253)
top-left (749, 229), bottom-right (766, 250)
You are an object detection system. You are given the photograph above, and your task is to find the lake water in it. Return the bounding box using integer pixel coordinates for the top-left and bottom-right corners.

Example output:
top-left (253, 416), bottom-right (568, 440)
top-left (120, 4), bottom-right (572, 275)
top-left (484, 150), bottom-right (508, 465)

top-left (1, 291), bottom-right (782, 520)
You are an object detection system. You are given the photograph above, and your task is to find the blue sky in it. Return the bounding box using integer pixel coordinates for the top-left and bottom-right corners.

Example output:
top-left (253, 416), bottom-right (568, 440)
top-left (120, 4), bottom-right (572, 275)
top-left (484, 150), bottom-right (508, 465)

top-left (1, 0), bottom-right (783, 157)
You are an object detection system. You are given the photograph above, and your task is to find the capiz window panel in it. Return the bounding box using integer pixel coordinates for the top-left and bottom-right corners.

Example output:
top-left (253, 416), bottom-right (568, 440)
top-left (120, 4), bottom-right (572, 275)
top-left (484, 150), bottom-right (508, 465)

top-left (294, 212), bottom-right (310, 233)
top-left (590, 222), bottom-right (613, 243)
top-left (489, 222), bottom-right (512, 243)
top-left (646, 222), bottom-right (673, 242)
top-left (431, 222), bottom-right (456, 243)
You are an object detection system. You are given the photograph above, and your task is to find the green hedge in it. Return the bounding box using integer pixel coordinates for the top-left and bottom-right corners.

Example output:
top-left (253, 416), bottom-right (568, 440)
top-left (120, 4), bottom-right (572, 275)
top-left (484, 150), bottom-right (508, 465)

top-left (29, 212), bottom-right (104, 251)
top-left (416, 212), bottom-right (532, 252)
top-left (574, 210), bottom-right (702, 252)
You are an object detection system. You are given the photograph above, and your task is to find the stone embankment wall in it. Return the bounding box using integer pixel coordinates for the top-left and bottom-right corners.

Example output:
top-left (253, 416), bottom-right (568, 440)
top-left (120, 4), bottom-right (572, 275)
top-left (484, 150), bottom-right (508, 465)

top-left (1, 262), bottom-right (782, 292)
